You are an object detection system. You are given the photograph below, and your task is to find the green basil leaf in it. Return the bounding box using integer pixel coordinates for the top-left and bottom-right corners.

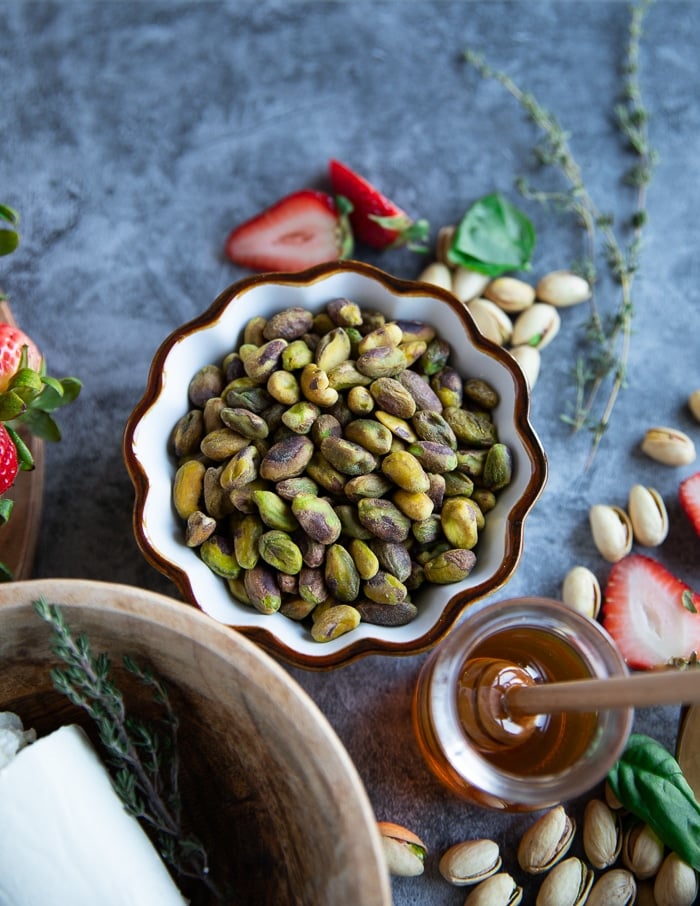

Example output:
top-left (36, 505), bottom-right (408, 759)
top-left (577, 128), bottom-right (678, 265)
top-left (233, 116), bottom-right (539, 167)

top-left (608, 733), bottom-right (700, 870)
top-left (448, 192), bottom-right (536, 275)
top-left (0, 204), bottom-right (19, 226)
top-left (0, 228), bottom-right (20, 257)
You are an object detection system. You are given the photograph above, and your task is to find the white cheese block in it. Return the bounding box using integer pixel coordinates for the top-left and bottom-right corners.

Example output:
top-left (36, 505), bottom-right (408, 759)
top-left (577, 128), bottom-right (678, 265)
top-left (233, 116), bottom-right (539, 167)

top-left (0, 724), bottom-right (188, 905)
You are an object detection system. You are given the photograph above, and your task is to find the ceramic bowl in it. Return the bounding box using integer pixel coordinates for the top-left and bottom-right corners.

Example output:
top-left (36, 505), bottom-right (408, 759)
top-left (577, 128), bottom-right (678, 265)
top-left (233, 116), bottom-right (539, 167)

top-left (0, 578), bottom-right (391, 905)
top-left (124, 260), bottom-right (547, 668)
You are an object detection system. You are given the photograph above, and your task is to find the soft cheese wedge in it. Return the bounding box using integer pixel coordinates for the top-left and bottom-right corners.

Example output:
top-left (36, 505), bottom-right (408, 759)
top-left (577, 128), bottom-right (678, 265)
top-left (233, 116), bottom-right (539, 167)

top-left (0, 723), bottom-right (187, 905)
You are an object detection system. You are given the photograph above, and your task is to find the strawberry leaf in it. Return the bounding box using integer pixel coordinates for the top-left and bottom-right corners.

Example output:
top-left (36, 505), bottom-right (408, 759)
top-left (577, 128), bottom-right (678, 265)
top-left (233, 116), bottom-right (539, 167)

top-left (0, 390), bottom-right (26, 421)
top-left (0, 560), bottom-right (13, 582)
top-left (35, 376), bottom-right (82, 411)
top-left (0, 497), bottom-right (13, 524)
top-left (5, 423), bottom-right (35, 470)
top-left (15, 408), bottom-right (61, 442)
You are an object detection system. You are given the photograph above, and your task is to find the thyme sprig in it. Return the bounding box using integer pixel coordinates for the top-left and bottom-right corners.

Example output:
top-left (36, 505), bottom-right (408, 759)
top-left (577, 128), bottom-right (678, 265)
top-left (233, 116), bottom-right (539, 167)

top-left (34, 597), bottom-right (222, 900)
top-left (464, 0), bottom-right (656, 467)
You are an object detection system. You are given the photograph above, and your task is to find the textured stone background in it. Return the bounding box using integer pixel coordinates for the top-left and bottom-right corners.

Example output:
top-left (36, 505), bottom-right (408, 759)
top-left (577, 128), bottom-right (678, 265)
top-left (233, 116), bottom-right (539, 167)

top-left (2, 1), bottom-right (699, 902)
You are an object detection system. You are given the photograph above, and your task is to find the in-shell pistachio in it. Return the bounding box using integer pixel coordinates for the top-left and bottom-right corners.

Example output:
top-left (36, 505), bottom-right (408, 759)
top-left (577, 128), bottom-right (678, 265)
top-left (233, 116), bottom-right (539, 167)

top-left (465, 872), bottom-right (523, 906)
top-left (452, 266), bottom-right (491, 303)
top-left (484, 276), bottom-right (536, 313)
top-left (561, 565), bottom-right (601, 619)
top-left (628, 484), bottom-right (669, 547)
top-left (622, 822), bottom-right (664, 880)
top-left (439, 838), bottom-right (502, 886)
top-left (377, 821), bottom-right (427, 877)
top-left (582, 798), bottom-right (622, 870)
top-left (653, 852), bottom-right (698, 906)
top-left (641, 426), bottom-right (697, 466)
top-left (511, 302), bottom-right (561, 350)
top-left (418, 261), bottom-right (453, 290)
top-left (508, 344), bottom-right (541, 388)
top-left (689, 389), bottom-right (700, 423)
top-left (535, 856), bottom-right (593, 906)
top-left (535, 270), bottom-right (591, 308)
top-left (589, 504), bottom-right (633, 563)
top-left (518, 805), bottom-right (575, 874)
top-left (467, 297), bottom-right (514, 346)
top-left (587, 868), bottom-right (636, 906)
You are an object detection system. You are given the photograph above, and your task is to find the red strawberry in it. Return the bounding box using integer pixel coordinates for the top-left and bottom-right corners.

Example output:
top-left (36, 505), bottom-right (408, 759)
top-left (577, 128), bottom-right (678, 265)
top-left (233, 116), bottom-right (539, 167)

top-left (680, 472), bottom-right (700, 537)
top-left (0, 423), bottom-right (18, 494)
top-left (0, 323), bottom-right (42, 392)
top-left (224, 189), bottom-right (353, 272)
top-left (602, 553), bottom-right (700, 669)
top-left (328, 158), bottom-right (429, 250)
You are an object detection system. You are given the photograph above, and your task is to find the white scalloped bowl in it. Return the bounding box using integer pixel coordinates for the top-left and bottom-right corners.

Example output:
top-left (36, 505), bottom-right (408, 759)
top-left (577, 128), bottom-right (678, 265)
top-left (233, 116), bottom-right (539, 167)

top-left (124, 261), bottom-right (547, 669)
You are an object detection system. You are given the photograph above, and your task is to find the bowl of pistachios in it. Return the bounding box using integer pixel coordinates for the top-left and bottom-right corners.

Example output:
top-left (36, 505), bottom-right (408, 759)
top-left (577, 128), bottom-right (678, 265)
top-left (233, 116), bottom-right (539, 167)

top-left (124, 260), bottom-right (547, 668)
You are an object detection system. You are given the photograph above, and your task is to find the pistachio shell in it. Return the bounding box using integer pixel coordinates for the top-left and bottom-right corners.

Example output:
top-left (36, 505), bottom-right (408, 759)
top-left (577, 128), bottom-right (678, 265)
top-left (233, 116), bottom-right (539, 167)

top-left (418, 261), bottom-right (453, 290)
top-left (484, 276), bottom-right (536, 313)
top-left (653, 852), bottom-right (698, 906)
top-left (467, 297), bottom-right (514, 346)
top-left (536, 270), bottom-right (592, 307)
top-left (452, 266), bottom-right (491, 303)
top-left (518, 806), bottom-right (575, 874)
top-left (377, 822), bottom-right (427, 877)
top-left (465, 873), bottom-right (523, 906)
top-left (689, 389), bottom-right (700, 423)
top-left (582, 798), bottom-right (622, 870)
top-left (511, 302), bottom-right (561, 350)
top-left (587, 868), bottom-right (637, 906)
top-left (628, 484), bottom-right (669, 547)
top-left (622, 822), bottom-right (664, 880)
top-left (439, 838), bottom-right (502, 886)
top-left (589, 504), bottom-right (633, 563)
top-left (561, 565), bottom-right (602, 619)
top-left (535, 857), bottom-right (593, 906)
top-left (508, 344), bottom-right (541, 388)
top-left (641, 427), bottom-right (696, 466)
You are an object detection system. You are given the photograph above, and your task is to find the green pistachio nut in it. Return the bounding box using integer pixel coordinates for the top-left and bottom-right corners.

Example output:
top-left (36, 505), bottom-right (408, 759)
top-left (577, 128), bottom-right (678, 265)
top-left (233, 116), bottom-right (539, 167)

top-left (226, 575), bottom-right (252, 606)
top-left (259, 434), bottom-right (315, 481)
top-left (430, 366), bottom-right (463, 408)
top-left (224, 376), bottom-right (274, 413)
top-left (381, 450), bottom-right (430, 493)
top-left (398, 368), bottom-right (444, 413)
top-left (203, 396), bottom-right (225, 434)
top-left (298, 566), bottom-right (329, 605)
top-left (262, 306), bottom-right (314, 341)
top-left (455, 448), bottom-right (488, 479)
top-left (370, 539), bottom-right (413, 582)
top-left (393, 489), bottom-right (435, 522)
top-left (310, 413), bottom-right (342, 444)
top-left (251, 489), bottom-right (299, 532)
top-left (275, 475), bottom-right (319, 500)
top-left (258, 529), bottom-right (303, 575)
top-left (335, 504), bottom-right (374, 540)
top-left (418, 337), bottom-right (451, 376)
top-left (356, 345), bottom-right (408, 379)
top-left (411, 410), bottom-right (458, 449)
top-left (185, 510), bottom-right (216, 547)
top-left (200, 427), bottom-right (249, 460)
top-left (369, 377), bottom-right (417, 419)
top-left (349, 539), bottom-right (380, 580)
top-left (173, 459), bottom-right (206, 520)
top-left (220, 406), bottom-right (269, 440)
top-left (472, 488), bottom-right (497, 513)
top-left (363, 570), bottom-right (408, 605)
top-left (232, 513), bottom-right (264, 570)
top-left (441, 498), bottom-right (480, 549)
top-left (395, 319), bottom-right (436, 344)
top-left (171, 409), bottom-right (204, 458)
top-left (220, 444), bottom-right (261, 490)
top-left (243, 338), bottom-right (289, 384)
top-left (423, 548), bottom-right (477, 584)
top-left (188, 364), bottom-right (224, 408)
top-left (200, 534), bottom-right (241, 579)
top-left (356, 599), bottom-right (418, 627)
top-left (319, 435), bottom-right (378, 476)
top-left (279, 597), bottom-right (317, 621)
top-left (243, 316), bottom-right (267, 345)
top-left (443, 407), bottom-right (498, 447)
top-left (407, 440), bottom-right (458, 474)
top-left (281, 400), bottom-right (321, 434)
top-left (356, 308), bottom-right (386, 335)
top-left (344, 472), bottom-right (394, 501)
top-left (281, 339), bottom-right (314, 371)
top-left (324, 543), bottom-right (361, 602)
top-left (357, 322), bottom-right (403, 353)
top-left (412, 515), bottom-right (443, 545)
top-left (305, 451), bottom-right (347, 495)
top-left (343, 418), bottom-right (393, 455)
top-left (290, 494), bottom-right (343, 545)
top-left (203, 465), bottom-right (235, 519)
top-left (295, 531), bottom-right (326, 568)
top-left (315, 327), bottom-right (352, 372)
top-left (266, 369), bottom-right (300, 406)
top-left (357, 498), bottom-right (412, 543)
top-left (374, 410), bottom-right (417, 443)
top-left (464, 377), bottom-right (500, 410)
top-left (483, 443), bottom-right (513, 491)
top-left (228, 477), bottom-right (270, 514)
top-left (346, 385), bottom-right (375, 415)
top-left (426, 472), bottom-right (446, 509)
top-left (243, 564), bottom-right (282, 614)
top-left (311, 604), bottom-right (361, 642)
top-left (326, 297), bottom-right (363, 327)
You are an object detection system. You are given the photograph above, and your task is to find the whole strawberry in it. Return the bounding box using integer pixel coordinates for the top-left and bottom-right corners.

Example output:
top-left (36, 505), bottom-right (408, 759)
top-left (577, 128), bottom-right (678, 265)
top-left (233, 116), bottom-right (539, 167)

top-left (0, 424), bottom-right (18, 494)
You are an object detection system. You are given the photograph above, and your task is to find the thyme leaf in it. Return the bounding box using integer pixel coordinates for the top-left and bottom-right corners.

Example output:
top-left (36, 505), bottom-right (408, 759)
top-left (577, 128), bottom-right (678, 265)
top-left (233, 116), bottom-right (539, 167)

top-left (463, 0), bottom-right (657, 468)
top-left (33, 597), bottom-right (224, 901)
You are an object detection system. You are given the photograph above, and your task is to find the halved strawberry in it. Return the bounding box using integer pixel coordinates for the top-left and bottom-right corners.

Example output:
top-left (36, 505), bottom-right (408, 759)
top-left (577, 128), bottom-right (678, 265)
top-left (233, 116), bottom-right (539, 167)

top-left (0, 423), bottom-right (18, 494)
top-left (328, 158), bottom-right (429, 250)
top-left (602, 553), bottom-right (700, 669)
top-left (0, 323), bottom-right (42, 392)
top-left (224, 189), bottom-right (353, 272)
top-left (679, 472), bottom-right (700, 537)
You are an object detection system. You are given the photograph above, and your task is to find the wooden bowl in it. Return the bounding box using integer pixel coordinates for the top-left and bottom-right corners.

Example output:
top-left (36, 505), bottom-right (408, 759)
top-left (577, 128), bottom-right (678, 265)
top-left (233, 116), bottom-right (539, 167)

top-left (0, 578), bottom-right (391, 906)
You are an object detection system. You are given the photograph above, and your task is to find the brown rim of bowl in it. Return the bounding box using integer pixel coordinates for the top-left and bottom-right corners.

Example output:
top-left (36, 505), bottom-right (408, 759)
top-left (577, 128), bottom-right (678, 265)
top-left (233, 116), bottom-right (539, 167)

top-left (123, 259), bottom-right (548, 669)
